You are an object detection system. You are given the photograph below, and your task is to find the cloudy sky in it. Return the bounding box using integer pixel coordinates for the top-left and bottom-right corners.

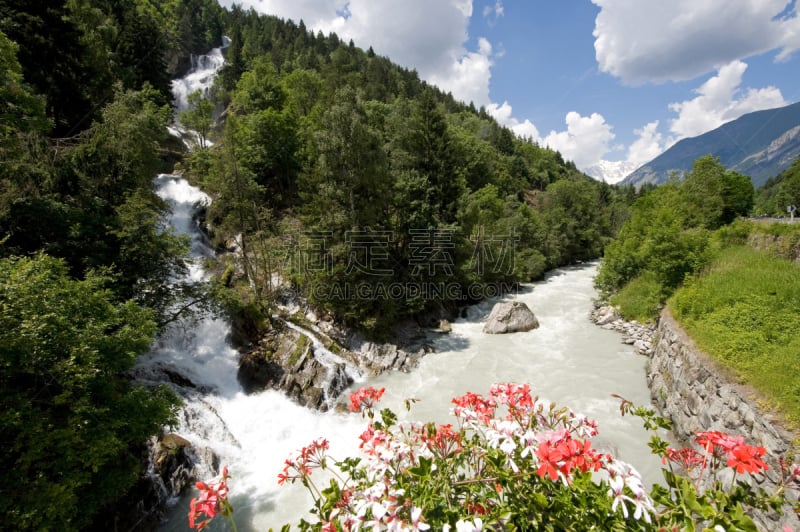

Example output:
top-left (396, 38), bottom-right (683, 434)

top-left (217, 0), bottom-right (800, 181)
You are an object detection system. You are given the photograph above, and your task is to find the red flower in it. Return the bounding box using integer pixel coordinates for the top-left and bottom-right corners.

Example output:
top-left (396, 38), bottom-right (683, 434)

top-left (349, 386), bottom-right (385, 412)
top-left (727, 443), bottom-right (769, 474)
top-left (423, 423), bottom-right (463, 457)
top-left (663, 447), bottom-right (705, 471)
top-left (694, 431), bottom-right (742, 455)
top-left (188, 466), bottom-right (231, 530)
top-left (536, 440), bottom-right (565, 481)
top-left (278, 437), bottom-right (330, 485)
top-left (451, 391), bottom-right (497, 423)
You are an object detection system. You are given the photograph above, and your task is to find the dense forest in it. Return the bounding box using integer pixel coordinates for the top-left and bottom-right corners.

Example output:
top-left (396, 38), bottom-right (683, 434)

top-left (3, 0), bottom-right (795, 530)
top-left (0, 1), bottom-right (223, 529)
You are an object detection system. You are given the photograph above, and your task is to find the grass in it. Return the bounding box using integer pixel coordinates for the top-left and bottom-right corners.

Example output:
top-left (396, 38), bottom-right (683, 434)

top-left (609, 271), bottom-right (664, 323)
top-left (669, 245), bottom-right (800, 429)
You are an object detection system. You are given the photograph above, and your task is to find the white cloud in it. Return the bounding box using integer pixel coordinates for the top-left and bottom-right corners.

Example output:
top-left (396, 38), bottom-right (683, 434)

top-left (592, 0), bottom-right (800, 84)
top-left (216, 0), bottom-right (345, 30)
top-left (486, 101), bottom-right (540, 139)
top-left (586, 61), bottom-right (787, 181)
top-left (668, 60), bottom-right (786, 138)
top-left (542, 112), bottom-right (616, 170)
top-left (428, 37), bottom-right (494, 107)
top-left (626, 121), bottom-right (665, 168)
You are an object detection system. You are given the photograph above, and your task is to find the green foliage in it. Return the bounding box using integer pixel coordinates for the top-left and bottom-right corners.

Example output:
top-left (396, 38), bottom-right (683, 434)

top-left (179, 90), bottom-right (215, 149)
top-left (0, 30), bottom-right (49, 137)
top-left (0, 253), bottom-right (178, 530)
top-left (679, 155), bottom-right (753, 228)
top-left (595, 157), bottom-right (752, 313)
top-left (670, 245), bottom-right (800, 427)
top-left (609, 272), bottom-right (664, 323)
top-left (69, 85), bottom-right (170, 204)
top-left (754, 156), bottom-right (800, 216)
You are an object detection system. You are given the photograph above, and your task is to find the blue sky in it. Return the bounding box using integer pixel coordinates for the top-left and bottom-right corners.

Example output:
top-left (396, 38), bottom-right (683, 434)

top-left (217, 0), bottom-right (800, 181)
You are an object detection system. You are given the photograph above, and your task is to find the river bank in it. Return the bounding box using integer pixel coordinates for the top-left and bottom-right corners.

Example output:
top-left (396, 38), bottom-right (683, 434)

top-left (590, 302), bottom-right (800, 530)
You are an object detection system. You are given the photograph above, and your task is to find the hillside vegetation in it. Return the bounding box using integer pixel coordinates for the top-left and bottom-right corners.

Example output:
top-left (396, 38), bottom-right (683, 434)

top-left (598, 153), bottom-right (800, 428)
top-left (595, 154), bottom-right (754, 319)
top-left (670, 245), bottom-right (800, 428)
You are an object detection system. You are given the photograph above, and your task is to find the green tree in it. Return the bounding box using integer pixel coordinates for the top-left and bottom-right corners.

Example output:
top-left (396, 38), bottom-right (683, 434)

top-left (0, 0), bottom-right (99, 135)
top-left (540, 178), bottom-right (606, 265)
top-left (396, 89), bottom-right (464, 222)
top-left (0, 253), bottom-right (177, 531)
top-left (236, 107), bottom-right (301, 207)
top-left (754, 157), bottom-right (800, 216)
top-left (679, 155), bottom-right (753, 228)
top-left (179, 89), bottom-right (215, 149)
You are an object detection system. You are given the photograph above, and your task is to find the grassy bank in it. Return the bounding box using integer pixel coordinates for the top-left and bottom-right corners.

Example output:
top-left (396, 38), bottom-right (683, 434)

top-left (669, 245), bottom-right (800, 429)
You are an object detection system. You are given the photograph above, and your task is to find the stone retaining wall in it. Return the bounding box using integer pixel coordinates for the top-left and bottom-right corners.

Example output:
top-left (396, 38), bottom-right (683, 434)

top-left (648, 308), bottom-right (799, 530)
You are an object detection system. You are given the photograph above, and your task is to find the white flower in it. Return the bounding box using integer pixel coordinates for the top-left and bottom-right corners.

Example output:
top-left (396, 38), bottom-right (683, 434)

top-left (455, 517), bottom-right (483, 531)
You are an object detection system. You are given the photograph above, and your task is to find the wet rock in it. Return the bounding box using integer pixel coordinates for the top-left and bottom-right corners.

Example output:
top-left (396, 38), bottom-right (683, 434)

top-left (483, 301), bottom-right (540, 334)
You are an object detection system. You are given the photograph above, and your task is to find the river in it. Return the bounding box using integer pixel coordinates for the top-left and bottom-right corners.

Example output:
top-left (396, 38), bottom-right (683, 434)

top-left (147, 175), bottom-right (661, 531)
top-left (148, 42), bottom-right (662, 531)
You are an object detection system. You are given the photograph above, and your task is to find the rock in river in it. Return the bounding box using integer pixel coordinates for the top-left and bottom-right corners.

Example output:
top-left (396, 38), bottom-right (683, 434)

top-left (483, 301), bottom-right (540, 334)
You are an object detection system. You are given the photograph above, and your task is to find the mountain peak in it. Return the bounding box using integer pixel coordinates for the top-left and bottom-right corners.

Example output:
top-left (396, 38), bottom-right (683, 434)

top-left (621, 101), bottom-right (800, 188)
top-left (583, 160), bottom-right (640, 184)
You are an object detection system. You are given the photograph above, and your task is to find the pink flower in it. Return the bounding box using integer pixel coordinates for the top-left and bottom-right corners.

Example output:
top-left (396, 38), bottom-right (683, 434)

top-left (188, 467), bottom-right (231, 530)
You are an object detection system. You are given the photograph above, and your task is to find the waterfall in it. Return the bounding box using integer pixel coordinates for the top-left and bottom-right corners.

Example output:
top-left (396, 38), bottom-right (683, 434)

top-left (167, 37), bottom-right (230, 145)
top-left (171, 36), bottom-right (230, 113)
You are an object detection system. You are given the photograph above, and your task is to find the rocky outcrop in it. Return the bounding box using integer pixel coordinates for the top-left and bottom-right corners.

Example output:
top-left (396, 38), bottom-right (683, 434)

top-left (483, 301), bottom-right (540, 334)
top-left (648, 309), bottom-right (799, 531)
top-left (747, 231), bottom-right (800, 262)
top-left (237, 319), bottom-right (354, 410)
top-left (109, 433), bottom-right (215, 531)
top-left (237, 310), bottom-right (431, 411)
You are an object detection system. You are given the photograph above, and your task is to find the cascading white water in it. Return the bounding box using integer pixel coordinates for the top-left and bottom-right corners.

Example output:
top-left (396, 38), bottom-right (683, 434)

top-left (171, 36), bottom-right (230, 113)
top-left (146, 42), bottom-right (665, 531)
top-left (167, 37), bottom-right (230, 145)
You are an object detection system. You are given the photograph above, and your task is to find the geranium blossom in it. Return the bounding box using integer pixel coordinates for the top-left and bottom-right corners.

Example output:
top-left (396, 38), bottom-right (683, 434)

top-left (277, 437), bottom-right (329, 485)
top-left (350, 386), bottom-right (386, 413)
top-left (188, 466), bottom-right (231, 530)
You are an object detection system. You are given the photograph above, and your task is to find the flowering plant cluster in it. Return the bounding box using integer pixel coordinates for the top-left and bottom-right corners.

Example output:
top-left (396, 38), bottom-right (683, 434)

top-left (188, 466), bottom-right (236, 531)
top-left (189, 384), bottom-right (800, 531)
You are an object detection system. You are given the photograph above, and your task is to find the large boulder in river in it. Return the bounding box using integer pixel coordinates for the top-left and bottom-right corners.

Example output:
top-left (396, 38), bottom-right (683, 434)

top-left (483, 301), bottom-right (539, 334)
